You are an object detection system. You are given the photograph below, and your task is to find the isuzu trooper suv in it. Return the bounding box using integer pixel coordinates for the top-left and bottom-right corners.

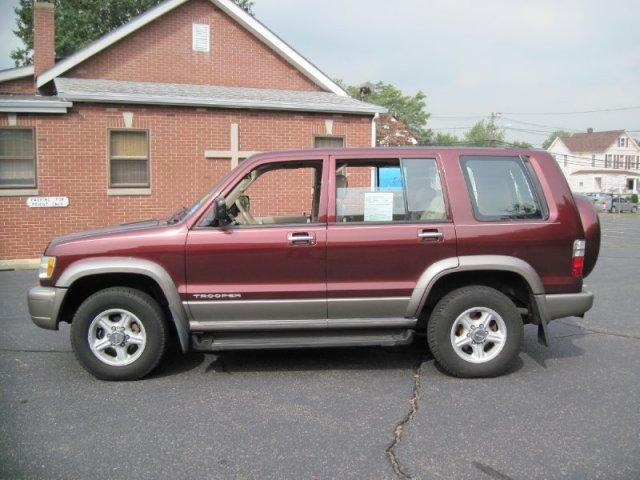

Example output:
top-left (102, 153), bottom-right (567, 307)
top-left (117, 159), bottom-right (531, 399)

top-left (28, 147), bottom-right (599, 380)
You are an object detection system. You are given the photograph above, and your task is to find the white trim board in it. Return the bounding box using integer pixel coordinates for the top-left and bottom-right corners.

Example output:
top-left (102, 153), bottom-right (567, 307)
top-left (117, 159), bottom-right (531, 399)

top-left (36, 0), bottom-right (348, 96)
top-left (0, 65), bottom-right (34, 83)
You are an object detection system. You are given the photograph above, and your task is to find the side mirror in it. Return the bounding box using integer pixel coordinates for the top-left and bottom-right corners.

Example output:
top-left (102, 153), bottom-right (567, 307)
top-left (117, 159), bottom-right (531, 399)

top-left (214, 196), bottom-right (230, 226)
top-left (238, 194), bottom-right (250, 211)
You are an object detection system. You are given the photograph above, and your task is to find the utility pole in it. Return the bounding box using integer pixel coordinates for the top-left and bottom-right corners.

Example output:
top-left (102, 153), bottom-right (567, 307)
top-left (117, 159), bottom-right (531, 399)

top-left (488, 112), bottom-right (501, 147)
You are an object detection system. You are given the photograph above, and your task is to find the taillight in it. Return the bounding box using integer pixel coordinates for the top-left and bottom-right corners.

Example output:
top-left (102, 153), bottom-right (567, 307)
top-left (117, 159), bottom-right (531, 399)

top-left (572, 240), bottom-right (586, 277)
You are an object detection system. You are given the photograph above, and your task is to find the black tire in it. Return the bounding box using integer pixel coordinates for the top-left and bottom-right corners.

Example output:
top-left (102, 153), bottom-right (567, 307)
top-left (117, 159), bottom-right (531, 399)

top-left (610, 207), bottom-right (617, 213)
top-left (70, 287), bottom-right (168, 381)
top-left (632, 206), bottom-right (637, 214)
top-left (427, 286), bottom-right (523, 378)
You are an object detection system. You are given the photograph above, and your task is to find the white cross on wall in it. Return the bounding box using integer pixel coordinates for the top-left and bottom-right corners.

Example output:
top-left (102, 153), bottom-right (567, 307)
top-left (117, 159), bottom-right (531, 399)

top-left (204, 123), bottom-right (259, 168)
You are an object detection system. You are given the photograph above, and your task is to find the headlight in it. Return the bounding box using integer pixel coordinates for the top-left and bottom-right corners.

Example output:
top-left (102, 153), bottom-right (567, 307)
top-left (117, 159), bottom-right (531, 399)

top-left (38, 256), bottom-right (56, 280)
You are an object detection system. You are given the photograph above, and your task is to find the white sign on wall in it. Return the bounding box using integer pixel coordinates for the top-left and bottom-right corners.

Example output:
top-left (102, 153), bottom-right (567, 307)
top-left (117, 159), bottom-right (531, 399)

top-left (26, 197), bottom-right (69, 208)
top-left (192, 23), bottom-right (210, 52)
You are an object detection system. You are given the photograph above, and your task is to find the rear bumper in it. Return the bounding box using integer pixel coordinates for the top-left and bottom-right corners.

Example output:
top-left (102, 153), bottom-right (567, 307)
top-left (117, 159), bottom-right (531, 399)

top-left (543, 290), bottom-right (594, 320)
top-left (27, 286), bottom-right (66, 330)
top-left (531, 289), bottom-right (594, 324)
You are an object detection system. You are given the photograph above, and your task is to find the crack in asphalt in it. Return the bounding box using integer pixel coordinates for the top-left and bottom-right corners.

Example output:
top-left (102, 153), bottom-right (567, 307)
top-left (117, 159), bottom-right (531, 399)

top-left (386, 357), bottom-right (424, 480)
top-left (0, 347), bottom-right (71, 353)
top-left (556, 320), bottom-right (640, 341)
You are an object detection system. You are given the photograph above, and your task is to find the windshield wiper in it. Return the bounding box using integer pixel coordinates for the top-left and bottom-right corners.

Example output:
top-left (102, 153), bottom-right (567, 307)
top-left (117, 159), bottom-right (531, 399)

top-left (167, 206), bottom-right (188, 224)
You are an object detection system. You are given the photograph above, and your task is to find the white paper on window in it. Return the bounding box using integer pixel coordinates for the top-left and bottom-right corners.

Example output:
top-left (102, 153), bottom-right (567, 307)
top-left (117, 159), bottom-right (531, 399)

top-left (364, 192), bottom-right (394, 221)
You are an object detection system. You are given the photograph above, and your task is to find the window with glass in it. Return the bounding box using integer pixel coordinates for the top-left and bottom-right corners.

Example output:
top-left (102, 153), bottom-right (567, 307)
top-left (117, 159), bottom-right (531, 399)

top-left (314, 136), bottom-right (344, 148)
top-left (0, 128), bottom-right (36, 188)
top-left (335, 158), bottom-right (447, 223)
top-left (201, 160), bottom-right (323, 227)
top-left (460, 156), bottom-right (546, 221)
top-left (109, 130), bottom-right (149, 187)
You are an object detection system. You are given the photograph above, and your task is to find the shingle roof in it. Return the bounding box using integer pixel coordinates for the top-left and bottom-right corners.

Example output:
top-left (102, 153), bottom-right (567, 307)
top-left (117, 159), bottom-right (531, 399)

top-left (571, 169), bottom-right (640, 176)
top-left (54, 77), bottom-right (385, 115)
top-left (559, 130), bottom-right (624, 153)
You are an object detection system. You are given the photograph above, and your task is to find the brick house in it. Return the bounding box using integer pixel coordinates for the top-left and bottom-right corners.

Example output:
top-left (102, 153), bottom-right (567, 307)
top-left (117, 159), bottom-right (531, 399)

top-left (0, 0), bottom-right (383, 261)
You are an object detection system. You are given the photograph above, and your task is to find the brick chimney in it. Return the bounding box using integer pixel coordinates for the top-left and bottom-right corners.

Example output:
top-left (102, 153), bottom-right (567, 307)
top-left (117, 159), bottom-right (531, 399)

top-left (33, 2), bottom-right (55, 77)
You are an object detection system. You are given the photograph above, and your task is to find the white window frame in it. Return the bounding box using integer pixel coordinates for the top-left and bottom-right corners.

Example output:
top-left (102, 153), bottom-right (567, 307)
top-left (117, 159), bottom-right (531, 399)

top-left (0, 127), bottom-right (38, 196)
top-left (108, 129), bottom-right (151, 195)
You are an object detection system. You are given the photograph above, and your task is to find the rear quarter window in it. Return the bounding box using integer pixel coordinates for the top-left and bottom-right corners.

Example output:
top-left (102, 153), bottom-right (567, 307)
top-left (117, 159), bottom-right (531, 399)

top-left (460, 155), bottom-right (548, 221)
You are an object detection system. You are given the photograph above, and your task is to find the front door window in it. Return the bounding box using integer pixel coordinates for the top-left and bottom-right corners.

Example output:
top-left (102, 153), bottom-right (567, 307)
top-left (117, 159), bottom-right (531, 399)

top-left (223, 160), bottom-right (323, 226)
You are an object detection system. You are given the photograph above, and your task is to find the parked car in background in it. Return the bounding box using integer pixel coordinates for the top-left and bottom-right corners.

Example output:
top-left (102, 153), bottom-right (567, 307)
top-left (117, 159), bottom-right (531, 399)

top-left (28, 148), bottom-right (600, 380)
top-left (610, 196), bottom-right (638, 213)
top-left (585, 193), bottom-right (612, 212)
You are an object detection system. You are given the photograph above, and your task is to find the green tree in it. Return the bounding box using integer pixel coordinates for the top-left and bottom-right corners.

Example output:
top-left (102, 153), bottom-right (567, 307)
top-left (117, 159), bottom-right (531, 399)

top-left (339, 80), bottom-right (432, 144)
top-left (431, 132), bottom-right (460, 146)
top-left (464, 120), bottom-right (505, 147)
top-left (510, 140), bottom-right (532, 148)
top-left (11, 0), bottom-right (255, 66)
top-left (542, 130), bottom-right (571, 150)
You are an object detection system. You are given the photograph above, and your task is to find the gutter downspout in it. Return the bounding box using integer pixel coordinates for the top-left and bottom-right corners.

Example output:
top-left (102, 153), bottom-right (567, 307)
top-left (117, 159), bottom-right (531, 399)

top-left (371, 112), bottom-right (379, 147)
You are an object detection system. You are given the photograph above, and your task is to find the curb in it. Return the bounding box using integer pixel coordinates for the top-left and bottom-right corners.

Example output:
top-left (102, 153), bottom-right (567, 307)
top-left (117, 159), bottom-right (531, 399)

top-left (0, 258), bottom-right (40, 271)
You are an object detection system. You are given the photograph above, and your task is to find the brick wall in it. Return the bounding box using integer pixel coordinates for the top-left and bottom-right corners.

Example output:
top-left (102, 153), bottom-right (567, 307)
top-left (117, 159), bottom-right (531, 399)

top-left (34, 2), bottom-right (55, 77)
top-left (0, 77), bottom-right (36, 94)
top-left (67, 0), bottom-right (322, 92)
top-left (0, 104), bottom-right (372, 259)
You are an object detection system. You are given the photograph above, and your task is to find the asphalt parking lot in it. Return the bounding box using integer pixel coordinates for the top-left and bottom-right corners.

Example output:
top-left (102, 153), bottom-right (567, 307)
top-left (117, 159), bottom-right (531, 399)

top-left (1, 214), bottom-right (639, 480)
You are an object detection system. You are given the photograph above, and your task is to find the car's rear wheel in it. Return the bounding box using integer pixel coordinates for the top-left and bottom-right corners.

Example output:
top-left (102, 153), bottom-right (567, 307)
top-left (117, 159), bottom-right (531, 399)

top-left (70, 287), bottom-right (167, 381)
top-left (427, 286), bottom-right (523, 378)
top-left (631, 206), bottom-right (637, 213)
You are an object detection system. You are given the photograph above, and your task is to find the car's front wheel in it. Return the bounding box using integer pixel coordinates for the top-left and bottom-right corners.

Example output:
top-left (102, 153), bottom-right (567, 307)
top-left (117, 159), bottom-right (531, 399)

top-left (70, 287), bottom-right (167, 380)
top-left (427, 286), bottom-right (523, 378)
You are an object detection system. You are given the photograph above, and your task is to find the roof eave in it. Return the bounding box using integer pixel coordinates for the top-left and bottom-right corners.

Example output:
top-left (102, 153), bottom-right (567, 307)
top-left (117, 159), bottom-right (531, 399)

top-left (0, 65), bottom-right (35, 83)
top-left (0, 97), bottom-right (72, 113)
top-left (58, 92), bottom-right (384, 115)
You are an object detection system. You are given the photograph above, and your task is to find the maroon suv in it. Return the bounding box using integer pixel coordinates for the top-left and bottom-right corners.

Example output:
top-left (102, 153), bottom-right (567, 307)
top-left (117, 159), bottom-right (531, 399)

top-left (28, 148), bottom-right (599, 380)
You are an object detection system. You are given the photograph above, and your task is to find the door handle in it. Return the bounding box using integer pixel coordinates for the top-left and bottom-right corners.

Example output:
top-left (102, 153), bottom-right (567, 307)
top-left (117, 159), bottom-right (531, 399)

top-left (418, 230), bottom-right (443, 241)
top-left (287, 232), bottom-right (316, 245)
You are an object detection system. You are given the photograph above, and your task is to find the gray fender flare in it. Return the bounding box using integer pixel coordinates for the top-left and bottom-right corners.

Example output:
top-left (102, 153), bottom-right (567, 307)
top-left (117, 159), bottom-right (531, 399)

top-left (57, 257), bottom-right (190, 352)
top-left (406, 255), bottom-right (545, 318)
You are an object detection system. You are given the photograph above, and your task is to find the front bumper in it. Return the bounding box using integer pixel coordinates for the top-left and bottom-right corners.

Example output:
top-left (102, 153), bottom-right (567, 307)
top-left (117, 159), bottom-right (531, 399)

top-left (27, 286), bottom-right (66, 330)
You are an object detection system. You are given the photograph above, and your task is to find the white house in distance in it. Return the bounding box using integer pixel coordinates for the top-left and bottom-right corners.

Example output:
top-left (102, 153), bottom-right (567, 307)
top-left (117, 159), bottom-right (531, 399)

top-left (547, 129), bottom-right (640, 194)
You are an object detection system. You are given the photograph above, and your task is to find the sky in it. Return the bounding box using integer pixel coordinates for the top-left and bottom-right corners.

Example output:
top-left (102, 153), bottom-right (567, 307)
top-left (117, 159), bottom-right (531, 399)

top-left (1, 0), bottom-right (639, 147)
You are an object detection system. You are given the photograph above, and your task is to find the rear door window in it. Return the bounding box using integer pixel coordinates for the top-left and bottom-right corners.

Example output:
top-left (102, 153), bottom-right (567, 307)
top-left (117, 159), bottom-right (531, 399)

top-left (335, 158), bottom-right (447, 223)
top-left (460, 156), bottom-right (547, 221)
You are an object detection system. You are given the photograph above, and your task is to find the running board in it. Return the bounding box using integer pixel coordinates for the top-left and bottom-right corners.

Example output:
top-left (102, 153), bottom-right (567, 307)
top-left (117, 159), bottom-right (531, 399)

top-left (189, 317), bottom-right (417, 332)
top-left (191, 329), bottom-right (415, 352)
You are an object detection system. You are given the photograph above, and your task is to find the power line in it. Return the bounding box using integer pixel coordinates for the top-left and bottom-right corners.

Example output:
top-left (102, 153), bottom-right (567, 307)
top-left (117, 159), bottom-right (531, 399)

top-left (500, 117), bottom-right (581, 133)
top-left (500, 106), bottom-right (640, 115)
